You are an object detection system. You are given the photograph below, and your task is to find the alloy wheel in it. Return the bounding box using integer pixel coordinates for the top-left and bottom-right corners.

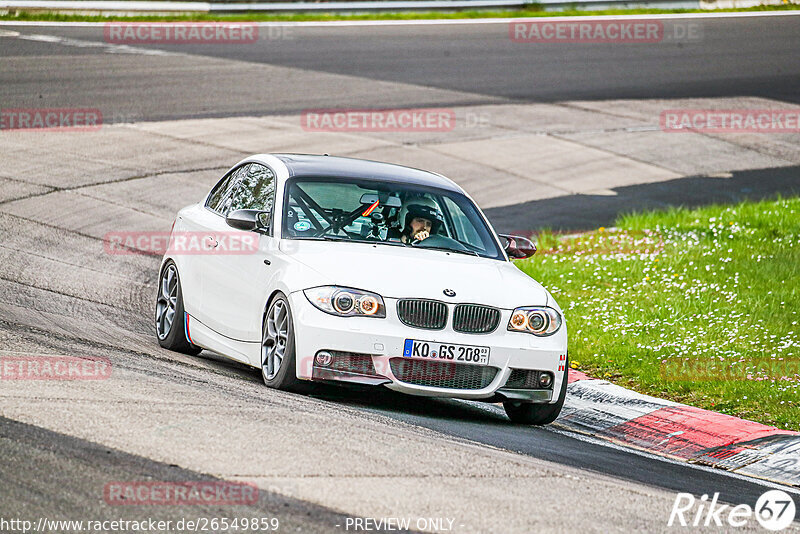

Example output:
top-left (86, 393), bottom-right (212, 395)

top-left (155, 264), bottom-right (178, 339)
top-left (262, 299), bottom-right (289, 381)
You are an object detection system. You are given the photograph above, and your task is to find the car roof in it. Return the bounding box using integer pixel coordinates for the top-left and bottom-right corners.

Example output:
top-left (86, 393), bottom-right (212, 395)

top-left (268, 154), bottom-right (462, 193)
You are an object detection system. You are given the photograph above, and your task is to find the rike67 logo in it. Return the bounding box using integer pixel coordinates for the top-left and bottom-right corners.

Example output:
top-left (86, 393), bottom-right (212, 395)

top-left (669, 490), bottom-right (796, 531)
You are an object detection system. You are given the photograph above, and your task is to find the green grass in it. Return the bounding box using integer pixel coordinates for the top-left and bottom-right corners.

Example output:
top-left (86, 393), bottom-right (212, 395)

top-left (1, 3), bottom-right (798, 22)
top-left (516, 197), bottom-right (800, 431)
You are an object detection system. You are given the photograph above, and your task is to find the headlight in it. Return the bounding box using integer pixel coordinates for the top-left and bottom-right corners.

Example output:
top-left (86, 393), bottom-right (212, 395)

top-left (304, 286), bottom-right (386, 318)
top-left (508, 306), bottom-right (561, 336)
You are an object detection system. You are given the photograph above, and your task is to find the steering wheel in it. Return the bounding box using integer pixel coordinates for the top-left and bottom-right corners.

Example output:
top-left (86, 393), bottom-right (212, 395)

top-left (411, 234), bottom-right (470, 251)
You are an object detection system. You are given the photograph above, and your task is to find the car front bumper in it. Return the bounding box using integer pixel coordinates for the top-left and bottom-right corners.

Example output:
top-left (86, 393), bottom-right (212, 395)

top-left (289, 291), bottom-right (568, 403)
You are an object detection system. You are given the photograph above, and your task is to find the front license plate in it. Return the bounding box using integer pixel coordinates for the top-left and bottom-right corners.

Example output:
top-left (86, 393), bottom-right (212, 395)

top-left (403, 339), bottom-right (490, 366)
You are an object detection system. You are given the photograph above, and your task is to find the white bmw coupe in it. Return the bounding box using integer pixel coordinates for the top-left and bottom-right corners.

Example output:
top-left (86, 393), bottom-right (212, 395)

top-left (156, 154), bottom-right (568, 424)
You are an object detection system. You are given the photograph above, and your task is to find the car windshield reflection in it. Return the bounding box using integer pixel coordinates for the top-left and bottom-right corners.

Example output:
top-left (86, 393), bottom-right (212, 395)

top-left (282, 177), bottom-right (503, 260)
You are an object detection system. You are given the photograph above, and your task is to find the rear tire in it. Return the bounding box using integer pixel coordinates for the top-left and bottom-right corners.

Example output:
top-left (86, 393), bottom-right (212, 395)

top-left (155, 261), bottom-right (202, 355)
top-left (504, 359), bottom-right (569, 425)
top-left (261, 294), bottom-right (302, 391)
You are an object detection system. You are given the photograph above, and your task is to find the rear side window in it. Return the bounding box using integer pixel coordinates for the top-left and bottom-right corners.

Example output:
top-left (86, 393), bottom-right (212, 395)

top-left (206, 165), bottom-right (249, 214)
top-left (228, 164), bottom-right (276, 213)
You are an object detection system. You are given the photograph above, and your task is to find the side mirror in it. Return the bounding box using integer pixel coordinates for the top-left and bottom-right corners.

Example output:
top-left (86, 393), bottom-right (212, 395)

top-left (226, 209), bottom-right (270, 233)
top-left (499, 234), bottom-right (536, 259)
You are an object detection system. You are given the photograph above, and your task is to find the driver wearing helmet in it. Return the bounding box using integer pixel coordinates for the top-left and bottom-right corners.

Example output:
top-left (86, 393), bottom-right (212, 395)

top-left (390, 197), bottom-right (445, 243)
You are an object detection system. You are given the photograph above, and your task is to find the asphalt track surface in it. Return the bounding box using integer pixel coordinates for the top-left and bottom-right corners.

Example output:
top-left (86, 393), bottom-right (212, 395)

top-left (0, 416), bottom-right (357, 531)
top-left (1, 14), bottom-right (800, 532)
top-left (0, 14), bottom-right (799, 122)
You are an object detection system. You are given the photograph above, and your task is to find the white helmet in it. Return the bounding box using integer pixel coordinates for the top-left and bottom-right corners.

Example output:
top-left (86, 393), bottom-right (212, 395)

top-left (397, 196), bottom-right (444, 234)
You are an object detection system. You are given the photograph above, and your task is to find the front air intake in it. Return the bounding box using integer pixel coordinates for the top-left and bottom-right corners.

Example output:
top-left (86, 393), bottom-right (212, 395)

top-left (389, 358), bottom-right (498, 390)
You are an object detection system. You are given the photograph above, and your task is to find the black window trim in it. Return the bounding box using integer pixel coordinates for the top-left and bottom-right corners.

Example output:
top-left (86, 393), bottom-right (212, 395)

top-left (204, 162), bottom-right (278, 237)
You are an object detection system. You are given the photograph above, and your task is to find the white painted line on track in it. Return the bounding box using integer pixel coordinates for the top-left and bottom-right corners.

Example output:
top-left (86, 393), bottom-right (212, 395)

top-left (0, 9), bottom-right (799, 27)
top-left (261, 10), bottom-right (800, 24)
top-left (6, 30), bottom-right (179, 54)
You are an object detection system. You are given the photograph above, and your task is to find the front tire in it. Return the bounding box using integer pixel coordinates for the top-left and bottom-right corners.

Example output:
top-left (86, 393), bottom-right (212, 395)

top-left (261, 294), bottom-right (301, 391)
top-left (504, 360), bottom-right (569, 425)
top-left (155, 261), bottom-right (202, 355)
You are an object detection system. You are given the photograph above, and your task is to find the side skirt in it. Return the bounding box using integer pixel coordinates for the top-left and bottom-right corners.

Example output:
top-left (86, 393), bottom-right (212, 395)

top-left (185, 314), bottom-right (261, 367)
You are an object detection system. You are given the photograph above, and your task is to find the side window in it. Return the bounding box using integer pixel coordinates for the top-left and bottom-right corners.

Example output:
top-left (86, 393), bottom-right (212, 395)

top-left (228, 164), bottom-right (276, 213)
top-left (206, 165), bottom-right (248, 214)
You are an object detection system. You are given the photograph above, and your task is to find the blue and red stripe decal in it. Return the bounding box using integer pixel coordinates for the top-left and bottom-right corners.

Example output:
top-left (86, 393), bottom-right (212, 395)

top-left (184, 312), bottom-right (195, 345)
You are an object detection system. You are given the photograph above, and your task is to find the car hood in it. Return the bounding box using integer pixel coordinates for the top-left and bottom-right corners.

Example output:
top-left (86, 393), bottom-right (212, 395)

top-left (280, 240), bottom-right (549, 309)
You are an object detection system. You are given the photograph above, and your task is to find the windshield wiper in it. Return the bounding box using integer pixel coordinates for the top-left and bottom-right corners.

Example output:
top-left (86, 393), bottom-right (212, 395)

top-left (412, 244), bottom-right (479, 257)
top-left (319, 235), bottom-right (405, 247)
top-left (316, 235), bottom-right (474, 254)
top-left (454, 238), bottom-right (484, 253)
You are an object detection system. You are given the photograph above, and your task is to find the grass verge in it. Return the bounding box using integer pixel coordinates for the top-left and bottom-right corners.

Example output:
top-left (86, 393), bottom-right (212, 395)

top-left (0, 3), bottom-right (798, 22)
top-left (516, 196), bottom-right (800, 430)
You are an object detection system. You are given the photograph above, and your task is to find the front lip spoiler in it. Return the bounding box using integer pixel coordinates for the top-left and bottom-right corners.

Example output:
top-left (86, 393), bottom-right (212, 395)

top-left (311, 366), bottom-right (390, 386)
top-left (494, 388), bottom-right (553, 402)
top-left (311, 365), bottom-right (553, 403)
top-left (311, 366), bottom-right (554, 402)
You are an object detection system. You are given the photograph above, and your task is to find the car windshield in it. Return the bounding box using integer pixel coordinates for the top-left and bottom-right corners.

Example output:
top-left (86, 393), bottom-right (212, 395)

top-left (282, 177), bottom-right (504, 260)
